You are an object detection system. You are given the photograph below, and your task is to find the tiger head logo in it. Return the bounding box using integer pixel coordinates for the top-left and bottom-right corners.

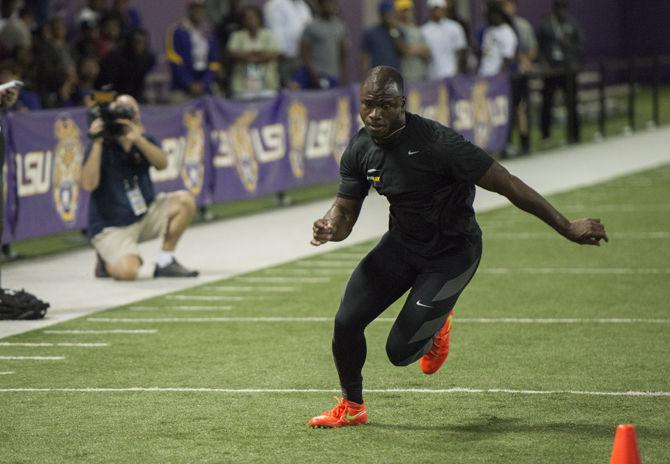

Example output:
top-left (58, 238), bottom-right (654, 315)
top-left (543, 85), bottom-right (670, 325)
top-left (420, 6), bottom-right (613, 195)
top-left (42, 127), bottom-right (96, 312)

top-left (287, 100), bottom-right (308, 178)
top-left (229, 110), bottom-right (259, 193)
top-left (52, 116), bottom-right (84, 224)
top-left (181, 110), bottom-right (205, 196)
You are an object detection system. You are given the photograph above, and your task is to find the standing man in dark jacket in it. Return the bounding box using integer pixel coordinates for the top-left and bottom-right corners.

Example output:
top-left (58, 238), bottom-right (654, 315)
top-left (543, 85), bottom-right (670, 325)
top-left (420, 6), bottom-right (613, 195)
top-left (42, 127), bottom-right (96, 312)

top-left (537, 0), bottom-right (584, 144)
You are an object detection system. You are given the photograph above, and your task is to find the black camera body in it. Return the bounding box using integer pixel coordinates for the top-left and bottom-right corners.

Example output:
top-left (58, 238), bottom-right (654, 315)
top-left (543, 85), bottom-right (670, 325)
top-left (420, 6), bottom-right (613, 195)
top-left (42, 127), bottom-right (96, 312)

top-left (88, 90), bottom-right (135, 140)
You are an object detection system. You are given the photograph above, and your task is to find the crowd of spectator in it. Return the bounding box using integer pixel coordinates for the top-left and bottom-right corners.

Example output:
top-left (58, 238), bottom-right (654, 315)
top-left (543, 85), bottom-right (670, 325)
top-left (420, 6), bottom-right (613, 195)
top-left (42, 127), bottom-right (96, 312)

top-left (0, 0), bottom-right (154, 110)
top-left (0, 0), bottom-right (583, 146)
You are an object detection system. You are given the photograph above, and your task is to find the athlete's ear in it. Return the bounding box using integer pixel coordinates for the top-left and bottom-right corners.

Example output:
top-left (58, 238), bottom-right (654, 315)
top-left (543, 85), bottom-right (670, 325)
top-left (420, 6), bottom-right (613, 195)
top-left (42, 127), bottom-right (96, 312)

top-left (401, 96), bottom-right (406, 109)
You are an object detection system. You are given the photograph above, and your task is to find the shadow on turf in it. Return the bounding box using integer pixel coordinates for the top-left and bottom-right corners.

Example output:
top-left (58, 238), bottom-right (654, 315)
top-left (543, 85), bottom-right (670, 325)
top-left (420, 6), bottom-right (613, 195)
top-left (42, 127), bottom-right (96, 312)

top-left (371, 416), bottom-right (668, 440)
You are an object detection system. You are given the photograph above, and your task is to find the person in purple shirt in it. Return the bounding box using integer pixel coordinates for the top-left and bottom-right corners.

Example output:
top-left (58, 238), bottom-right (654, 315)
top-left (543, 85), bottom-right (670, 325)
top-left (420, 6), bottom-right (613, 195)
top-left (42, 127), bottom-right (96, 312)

top-left (359, 0), bottom-right (403, 80)
top-left (165, 0), bottom-right (221, 100)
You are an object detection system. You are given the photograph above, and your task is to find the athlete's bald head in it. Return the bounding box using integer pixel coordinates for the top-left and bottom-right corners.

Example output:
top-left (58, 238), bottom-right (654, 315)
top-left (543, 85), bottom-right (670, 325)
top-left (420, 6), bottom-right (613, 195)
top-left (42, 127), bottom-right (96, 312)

top-left (362, 66), bottom-right (404, 97)
top-left (359, 66), bottom-right (406, 143)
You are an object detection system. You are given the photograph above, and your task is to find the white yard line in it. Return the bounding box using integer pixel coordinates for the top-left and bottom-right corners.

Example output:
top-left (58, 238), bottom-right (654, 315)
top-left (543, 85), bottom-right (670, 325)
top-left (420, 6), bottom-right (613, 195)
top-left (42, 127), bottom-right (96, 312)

top-left (43, 329), bottom-right (158, 334)
top-left (204, 286), bottom-right (297, 292)
top-left (0, 371), bottom-right (15, 375)
top-left (0, 387), bottom-right (667, 397)
top-left (486, 232), bottom-right (670, 240)
top-left (294, 261), bottom-right (358, 267)
top-left (0, 342), bottom-right (108, 347)
top-left (86, 317), bottom-right (670, 324)
top-left (480, 268), bottom-right (670, 275)
top-left (265, 268), bottom-right (353, 275)
top-left (165, 295), bottom-right (245, 301)
top-left (562, 204), bottom-right (670, 212)
top-left (0, 356), bottom-right (64, 360)
top-left (318, 253), bottom-right (366, 259)
top-left (128, 306), bottom-right (232, 311)
top-left (275, 267), bottom-right (670, 275)
top-left (235, 277), bottom-right (331, 283)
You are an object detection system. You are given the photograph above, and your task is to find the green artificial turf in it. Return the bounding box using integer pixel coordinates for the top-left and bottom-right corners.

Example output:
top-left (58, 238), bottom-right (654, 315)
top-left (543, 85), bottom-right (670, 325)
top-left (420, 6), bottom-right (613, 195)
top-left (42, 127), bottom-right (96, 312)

top-left (1, 165), bottom-right (669, 463)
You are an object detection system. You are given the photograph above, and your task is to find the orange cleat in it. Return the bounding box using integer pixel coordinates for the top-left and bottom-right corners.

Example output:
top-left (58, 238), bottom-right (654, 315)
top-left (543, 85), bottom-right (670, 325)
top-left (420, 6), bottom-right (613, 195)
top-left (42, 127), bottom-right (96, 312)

top-left (420, 312), bottom-right (454, 375)
top-left (308, 397), bottom-right (368, 428)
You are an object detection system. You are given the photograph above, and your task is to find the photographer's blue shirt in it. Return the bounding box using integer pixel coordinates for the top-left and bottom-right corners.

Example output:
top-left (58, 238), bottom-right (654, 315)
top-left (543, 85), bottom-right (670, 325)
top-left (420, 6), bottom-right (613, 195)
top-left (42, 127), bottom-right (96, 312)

top-left (86, 135), bottom-right (160, 239)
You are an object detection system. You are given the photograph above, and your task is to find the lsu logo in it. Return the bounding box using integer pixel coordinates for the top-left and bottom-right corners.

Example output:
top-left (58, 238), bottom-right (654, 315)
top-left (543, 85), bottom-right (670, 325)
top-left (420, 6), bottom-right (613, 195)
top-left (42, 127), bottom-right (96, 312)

top-left (181, 110), bottom-right (205, 196)
top-left (471, 80), bottom-right (493, 147)
top-left (332, 97), bottom-right (351, 163)
top-left (52, 117), bottom-right (84, 224)
top-left (366, 169), bottom-right (382, 188)
top-left (287, 100), bottom-right (308, 178)
top-left (230, 110), bottom-right (259, 192)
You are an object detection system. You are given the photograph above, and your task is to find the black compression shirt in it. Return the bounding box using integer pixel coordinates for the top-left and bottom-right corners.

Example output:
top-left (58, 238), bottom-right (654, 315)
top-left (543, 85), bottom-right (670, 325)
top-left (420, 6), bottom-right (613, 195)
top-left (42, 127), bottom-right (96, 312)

top-left (337, 112), bottom-right (494, 256)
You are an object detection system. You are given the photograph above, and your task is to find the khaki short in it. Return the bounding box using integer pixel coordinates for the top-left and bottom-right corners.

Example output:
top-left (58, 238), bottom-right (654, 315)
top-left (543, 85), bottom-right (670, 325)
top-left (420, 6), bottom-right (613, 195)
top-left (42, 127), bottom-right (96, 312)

top-left (92, 193), bottom-right (170, 265)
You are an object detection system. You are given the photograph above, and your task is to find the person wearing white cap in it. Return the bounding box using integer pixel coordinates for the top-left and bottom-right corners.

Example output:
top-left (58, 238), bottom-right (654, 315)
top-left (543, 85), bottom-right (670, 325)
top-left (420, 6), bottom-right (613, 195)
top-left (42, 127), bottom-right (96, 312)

top-left (420, 0), bottom-right (467, 80)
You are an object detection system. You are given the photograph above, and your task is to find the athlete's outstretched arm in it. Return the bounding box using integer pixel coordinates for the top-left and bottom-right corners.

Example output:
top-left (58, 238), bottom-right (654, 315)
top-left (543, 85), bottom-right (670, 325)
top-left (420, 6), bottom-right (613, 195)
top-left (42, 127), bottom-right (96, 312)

top-left (477, 161), bottom-right (608, 246)
top-left (311, 196), bottom-right (365, 246)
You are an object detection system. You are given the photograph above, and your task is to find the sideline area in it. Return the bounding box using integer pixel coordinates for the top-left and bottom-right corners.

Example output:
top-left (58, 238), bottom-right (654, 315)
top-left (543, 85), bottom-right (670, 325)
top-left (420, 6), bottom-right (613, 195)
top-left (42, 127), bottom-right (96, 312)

top-left (2, 127), bottom-right (670, 338)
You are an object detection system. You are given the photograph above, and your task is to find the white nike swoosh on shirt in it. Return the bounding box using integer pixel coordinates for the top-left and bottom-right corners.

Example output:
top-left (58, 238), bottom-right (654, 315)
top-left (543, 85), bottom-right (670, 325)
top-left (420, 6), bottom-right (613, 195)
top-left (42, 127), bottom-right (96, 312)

top-left (416, 300), bottom-right (433, 308)
top-left (408, 150), bottom-right (420, 155)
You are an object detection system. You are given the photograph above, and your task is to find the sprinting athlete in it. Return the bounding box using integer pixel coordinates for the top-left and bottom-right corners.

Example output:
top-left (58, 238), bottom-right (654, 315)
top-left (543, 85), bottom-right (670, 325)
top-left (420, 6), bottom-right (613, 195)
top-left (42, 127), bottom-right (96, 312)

top-left (307, 65), bottom-right (608, 428)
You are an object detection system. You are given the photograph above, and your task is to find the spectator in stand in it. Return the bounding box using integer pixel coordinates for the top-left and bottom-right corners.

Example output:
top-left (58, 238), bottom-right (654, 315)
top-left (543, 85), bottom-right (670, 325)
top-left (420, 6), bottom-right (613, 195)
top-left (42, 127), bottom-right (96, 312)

top-left (98, 28), bottom-right (155, 102)
top-left (95, 14), bottom-right (122, 60)
top-left (0, 5), bottom-right (33, 56)
top-left (108, 0), bottom-right (142, 36)
top-left (478, 1), bottom-right (517, 77)
top-left (227, 6), bottom-right (280, 99)
top-left (216, 0), bottom-right (244, 96)
top-left (70, 56), bottom-right (100, 107)
top-left (0, 62), bottom-right (40, 110)
top-left (71, 20), bottom-right (100, 64)
top-left (33, 17), bottom-right (77, 108)
top-left (502, 0), bottom-right (537, 155)
top-left (205, 0), bottom-right (227, 27)
top-left (420, 0), bottom-right (467, 81)
top-left (445, 0), bottom-right (476, 72)
top-left (394, 0), bottom-right (429, 84)
top-left (445, 0), bottom-right (470, 42)
top-left (0, 80), bottom-right (19, 259)
top-left (360, 0), bottom-right (403, 79)
top-left (77, 0), bottom-right (108, 28)
top-left (537, 0), bottom-right (583, 144)
top-left (294, 0), bottom-right (348, 90)
top-left (166, 0), bottom-right (221, 101)
top-left (11, 45), bottom-right (36, 91)
top-left (263, 0), bottom-right (312, 88)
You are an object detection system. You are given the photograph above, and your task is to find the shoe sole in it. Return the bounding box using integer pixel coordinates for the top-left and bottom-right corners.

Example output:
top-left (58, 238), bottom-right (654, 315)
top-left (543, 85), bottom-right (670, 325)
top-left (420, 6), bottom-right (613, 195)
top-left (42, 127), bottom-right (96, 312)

top-left (310, 422), bottom-right (368, 429)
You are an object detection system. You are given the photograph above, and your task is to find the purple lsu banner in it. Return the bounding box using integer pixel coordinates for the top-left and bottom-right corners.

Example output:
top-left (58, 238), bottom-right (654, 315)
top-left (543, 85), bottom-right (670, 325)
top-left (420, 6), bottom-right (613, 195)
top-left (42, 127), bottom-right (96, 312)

top-left (2, 75), bottom-right (510, 243)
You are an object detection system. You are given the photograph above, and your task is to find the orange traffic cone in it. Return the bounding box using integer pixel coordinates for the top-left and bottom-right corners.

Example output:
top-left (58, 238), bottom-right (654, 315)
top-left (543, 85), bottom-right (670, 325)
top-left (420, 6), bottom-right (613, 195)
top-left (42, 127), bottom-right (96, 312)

top-left (610, 424), bottom-right (641, 464)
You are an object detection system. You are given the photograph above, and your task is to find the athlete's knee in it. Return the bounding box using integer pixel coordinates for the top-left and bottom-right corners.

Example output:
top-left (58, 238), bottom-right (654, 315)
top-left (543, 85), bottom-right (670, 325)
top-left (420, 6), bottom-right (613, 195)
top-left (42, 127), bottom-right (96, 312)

top-left (385, 333), bottom-right (417, 367)
top-left (333, 308), bottom-right (367, 338)
top-left (386, 342), bottom-right (416, 366)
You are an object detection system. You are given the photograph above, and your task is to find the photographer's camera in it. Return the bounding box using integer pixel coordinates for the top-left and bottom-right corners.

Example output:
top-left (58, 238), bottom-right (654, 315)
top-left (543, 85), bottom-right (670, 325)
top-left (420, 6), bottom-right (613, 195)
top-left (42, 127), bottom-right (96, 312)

top-left (88, 90), bottom-right (135, 140)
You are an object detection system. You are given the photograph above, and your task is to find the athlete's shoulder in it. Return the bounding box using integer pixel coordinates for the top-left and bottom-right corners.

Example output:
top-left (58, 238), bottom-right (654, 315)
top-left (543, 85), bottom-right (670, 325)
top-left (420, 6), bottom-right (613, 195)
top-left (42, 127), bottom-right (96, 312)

top-left (407, 112), bottom-right (459, 144)
top-left (345, 127), bottom-right (373, 155)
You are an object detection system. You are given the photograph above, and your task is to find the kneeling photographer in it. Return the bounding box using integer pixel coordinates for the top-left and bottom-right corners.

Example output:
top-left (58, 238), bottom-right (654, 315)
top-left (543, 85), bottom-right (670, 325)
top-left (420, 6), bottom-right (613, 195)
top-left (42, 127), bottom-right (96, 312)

top-left (80, 93), bottom-right (199, 280)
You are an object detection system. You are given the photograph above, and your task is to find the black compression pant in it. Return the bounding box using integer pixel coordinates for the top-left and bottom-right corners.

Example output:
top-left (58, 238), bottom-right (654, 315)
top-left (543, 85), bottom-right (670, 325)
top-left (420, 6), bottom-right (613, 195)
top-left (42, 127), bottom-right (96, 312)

top-left (332, 232), bottom-right (482, 404)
